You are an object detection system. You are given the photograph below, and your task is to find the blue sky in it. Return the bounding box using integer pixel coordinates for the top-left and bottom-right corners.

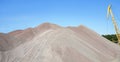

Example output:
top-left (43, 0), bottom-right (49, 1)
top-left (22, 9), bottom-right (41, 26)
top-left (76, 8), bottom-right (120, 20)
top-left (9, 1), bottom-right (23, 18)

top-left (0, 0), bottom-right (120, 34)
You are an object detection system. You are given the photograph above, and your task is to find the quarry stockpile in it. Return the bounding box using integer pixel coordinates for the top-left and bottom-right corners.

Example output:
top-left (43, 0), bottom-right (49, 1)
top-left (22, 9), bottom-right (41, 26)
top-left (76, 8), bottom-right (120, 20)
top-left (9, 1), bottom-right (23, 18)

top-left (0, 23), bottom-right (120, 62)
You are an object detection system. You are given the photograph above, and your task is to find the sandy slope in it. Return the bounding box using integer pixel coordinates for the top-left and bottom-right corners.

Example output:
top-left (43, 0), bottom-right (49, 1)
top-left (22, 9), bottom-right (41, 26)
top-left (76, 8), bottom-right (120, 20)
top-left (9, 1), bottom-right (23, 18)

top-left (0, 23), bottom-right (120, 62)
top-left (0, 33), bottom-right (22, 51)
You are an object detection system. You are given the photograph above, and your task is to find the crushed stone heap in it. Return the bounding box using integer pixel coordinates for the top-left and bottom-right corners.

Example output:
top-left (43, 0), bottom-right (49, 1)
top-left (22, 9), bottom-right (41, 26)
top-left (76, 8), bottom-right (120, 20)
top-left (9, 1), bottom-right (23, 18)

top-left (0, 23), bottom-right (120, 62)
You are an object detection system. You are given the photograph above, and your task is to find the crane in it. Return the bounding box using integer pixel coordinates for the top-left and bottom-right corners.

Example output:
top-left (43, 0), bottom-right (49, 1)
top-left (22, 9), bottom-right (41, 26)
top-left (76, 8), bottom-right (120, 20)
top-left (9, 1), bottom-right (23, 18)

top-left (107, 5), bottom-right (120, 45)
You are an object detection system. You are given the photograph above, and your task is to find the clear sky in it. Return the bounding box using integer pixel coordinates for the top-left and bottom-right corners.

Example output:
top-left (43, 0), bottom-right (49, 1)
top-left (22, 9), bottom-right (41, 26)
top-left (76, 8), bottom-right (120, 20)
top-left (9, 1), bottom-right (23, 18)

top-left (0, 0), bottom-right (120, 34)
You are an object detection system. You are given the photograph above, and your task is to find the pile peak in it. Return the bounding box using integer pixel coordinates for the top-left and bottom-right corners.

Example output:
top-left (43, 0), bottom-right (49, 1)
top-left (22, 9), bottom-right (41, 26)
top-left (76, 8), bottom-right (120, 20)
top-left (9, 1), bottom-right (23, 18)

top-left (36, 22), bottom-right (61, 29)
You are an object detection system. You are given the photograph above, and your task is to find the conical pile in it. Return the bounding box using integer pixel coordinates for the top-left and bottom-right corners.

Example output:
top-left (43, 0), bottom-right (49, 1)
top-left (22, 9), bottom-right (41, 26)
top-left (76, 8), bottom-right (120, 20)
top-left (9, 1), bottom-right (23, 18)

top-left (0, 23), bottom-right (120, 62)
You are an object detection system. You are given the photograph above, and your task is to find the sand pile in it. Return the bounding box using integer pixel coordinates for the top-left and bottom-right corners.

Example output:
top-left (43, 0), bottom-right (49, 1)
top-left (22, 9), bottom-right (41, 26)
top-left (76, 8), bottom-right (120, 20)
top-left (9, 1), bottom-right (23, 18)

top-left (0, 23), bottom-right (120, 62)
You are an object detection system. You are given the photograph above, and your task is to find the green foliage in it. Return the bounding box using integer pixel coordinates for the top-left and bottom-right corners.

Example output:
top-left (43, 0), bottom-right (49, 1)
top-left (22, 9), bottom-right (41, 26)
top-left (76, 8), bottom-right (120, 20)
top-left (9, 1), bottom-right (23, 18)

top-left (102, 34), bottom-right (118, 43)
